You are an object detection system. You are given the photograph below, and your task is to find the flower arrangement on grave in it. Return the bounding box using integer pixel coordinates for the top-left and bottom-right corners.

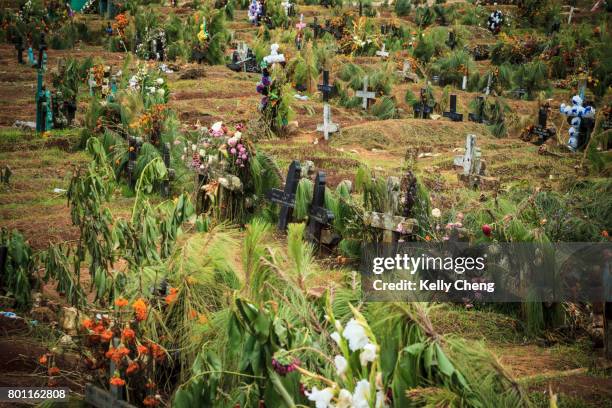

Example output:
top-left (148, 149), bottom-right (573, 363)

top-left (127, 65), bottom-right (170, 106)
top-left (185, 121), bottom-right (281, 222)
top-left (487, 10), bottom-right (504, 34)
top-left (135, 27), bottom-right (167, 61)
top-left (77, 298), bottom-right (166, 407)
top-left (338, 15), bottom-right (379, 55)
top-left (130, 104), bottom-right (168, 147)
top-left (255, 65), bottom-right (294, 137)
top-left (190, 9), bottom-right (229, 65)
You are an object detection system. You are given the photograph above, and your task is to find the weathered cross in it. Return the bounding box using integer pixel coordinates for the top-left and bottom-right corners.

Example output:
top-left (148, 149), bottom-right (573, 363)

top-left (376, 44), bottom-right (389, 59)
top-left (363, 175), bottom-right (418, 243)
top-left (443, 94), bottom-right (463, 122)
top-left (266, 160), bottom-right (301, 231)
top-left (295, 13), bottom-right (306, 30)
top-left (316, 71), bottom-right (339, 140)
top-left (306, 171), bottom-right (335, 245)
top-left (356, 76), bottom-right (375, 110)
top-left (453, 134), bottom-right (482, 182)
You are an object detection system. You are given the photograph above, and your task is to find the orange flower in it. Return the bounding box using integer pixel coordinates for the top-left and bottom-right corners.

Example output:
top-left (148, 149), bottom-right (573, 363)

top-left (115, 297), bottom-right (129, 307)
top-left (425, 235), bottom-right (432, 242)
top-left (150, 343), bottom-right (166, 362)
top-left (110, 376), bottom-right (126, 387)
top-left (145, 379), bottom-right (157, 389)
top-left (93, 324), bottom-right (105, 334)
top-left (126, 361), bottom-right (139, 375)
top-left (82, 319), bottom-right (94, 330)
top-left (132, 298), bottom-right (147, 321)
top-left (189, 309), bottom-right (197, 319)
top-left (602, 230), bottom-right (609, 238)
top-left (137, 344), bottom-right (149, 355)
top-left (198, 314), bottom-right (208, 324)
top-left (122, 327), bottom-right (136, 342)
top-left (48, 366), bottom-right (60, 376)
top-left (39, 355), bottom-right (48, 365)
top-left (164, 287), bottom-right (178, 304)
top-left (143, 396), bottom-right (159, 406)
top-left (101, 330), bottom-right (114, 343)
top-left (105, 347), bottom-right (115, 359)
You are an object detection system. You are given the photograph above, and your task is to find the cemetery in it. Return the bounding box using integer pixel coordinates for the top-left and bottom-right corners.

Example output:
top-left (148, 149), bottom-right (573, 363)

top-left (0, 0), bottom-right (611, 406)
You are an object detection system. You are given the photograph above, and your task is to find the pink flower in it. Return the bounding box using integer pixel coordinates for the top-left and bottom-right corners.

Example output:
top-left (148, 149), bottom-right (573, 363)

top-left (241, 154), bottom-right (247, 160)
top-left (230, 148), bottom-right (237, 154)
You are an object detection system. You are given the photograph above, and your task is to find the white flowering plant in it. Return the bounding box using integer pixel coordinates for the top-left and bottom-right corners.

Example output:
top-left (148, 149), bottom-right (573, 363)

top-left (127, 64), bottom-right (170, 107)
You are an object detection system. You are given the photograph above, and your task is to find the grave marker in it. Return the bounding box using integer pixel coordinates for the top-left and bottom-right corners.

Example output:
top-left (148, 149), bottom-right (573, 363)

top-left (35, 34), bottom-right (50, 133)
top-left (85, 384), bottom-right (136, 408)
top-left (15, 35), bottom-right (24, 64)
top-left (443, 94), bottom-right (463, 122)
top-left (376, 44), bottom-right (389, 59)
top-left (317, 71), bottom-right (339, 140)
top-left (306, 171), bottom-right (335, 244)
top-left (127, 137), bottom-right (142, 189)
top-left (468, 96), bottom-right (487, 124)
top-left (398, 61), bottom-right (418, 82)
top-left (266, 160), bottom-right (301, 231)
top-left (529, 104), bottom-right (555, 144)
top-left (446, 30), bottom-right (457, 50)
top-left (364, 175), bottom-right (417, 243)
top-left (413, 88), bottom-right (432, 119)
top-left (160, 143), bottom-right (175, 197)
top-left (453, 134), bottom-right (493, 188)
top-left (356, 76), bottom-right (375, 110)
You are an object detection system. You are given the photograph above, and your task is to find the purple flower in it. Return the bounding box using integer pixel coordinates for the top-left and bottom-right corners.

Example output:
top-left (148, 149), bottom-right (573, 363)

top-left (230, 148), bottom-right (237, 154)
top-left (262, 76), bottom-right (271, 86)
top-left (256, 83), bottom-right (265, 93)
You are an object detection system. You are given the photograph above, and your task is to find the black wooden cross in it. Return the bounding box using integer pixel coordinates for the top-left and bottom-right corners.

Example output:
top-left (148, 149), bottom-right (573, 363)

top-left (15, 34), bottom-right (24, 64)
top-left (310, 17), bottom-right (322, 39)
top-left (530, 104), bottom-right (555, 144)
top-left (446, 31), bottom-right (457, 50)
top-left (443, 94), bottom-right (463, 122)
top-left (306, 171), bottom-right (334, 245)
top-left (413, 89), bottom-right (432, 119)
top-left (468, 96), bottom-right (486, 124)
top-left (602, 106), bottom-right (612, 132)
top-left (127, 137), bottom-right (142, 189)
top-left (161, 142), bottom-right (175, 197)
top-left (266, 160), bottom-right (301, 231)
top-left (318, 70), bottom-right (333, 102)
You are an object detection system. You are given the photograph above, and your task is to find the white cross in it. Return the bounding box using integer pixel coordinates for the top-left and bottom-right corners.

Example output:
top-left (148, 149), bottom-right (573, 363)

top-left (317, 103), bottom-right (339, 140)
top-left (295, 14), bottom-right (306, 30)
top-left (462, 74), bottom-right (468, 90)
top-left (453, 134), bottom-right (482, 176)
top-left (356, 76), bottom-right (375, 110)
top-left (376, 44), bottom-right (389, 59)
top-left (485, 74), bottom-right (492, 95)
top-left (236, 42), bottom-right (249, 61)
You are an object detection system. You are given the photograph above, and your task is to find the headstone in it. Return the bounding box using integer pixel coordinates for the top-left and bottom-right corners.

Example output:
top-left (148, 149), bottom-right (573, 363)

top-left (413, 88), bottom-right (432, 119)
top-left (453, 134), bottom-right (485, 188)
top-left (443, 94), bottom-right (463, 122)
top-left (398, 61), bottom-right (418, 83)
top-left (266, 160), bottom-right (301, 231)
top-left (528, 104), bottom-right (555, 144)
top-left (376, 44), bottom-right (389, 59)
top-left (227, 43), bottom-right (259, 73)
top-left (363, 175), bottom-right (418, 243)
top-left (512, 87), bottom-right (527, 99)
top-left (36, 34), bottom-right (49, 133)
top-left (306, 171), bottom-right (335, 245)
top-left (468, 96), bottom-right (486, 124)
top-left (356, 76), bottom-right (376, 110)
top-left (127, 137), bottom-right (142, 189)
top-left (317, 71), bottom-right (338, 140)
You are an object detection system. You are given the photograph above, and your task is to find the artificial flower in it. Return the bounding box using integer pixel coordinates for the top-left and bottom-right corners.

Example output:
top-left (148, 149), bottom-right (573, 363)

top-left (143, 396), bottom-right (159, 406)
top-left (126, 361), bottom-right (140, 375)
top-left (342, 319), bottom-right (369, 351)
top-left (305, 386), bottom-right (334, 408)
top-left (431, 208), bottom-right (441, 218)
top-left (122, 327), bottom-right (136, 342)
top-left (39, 355), bottom-right (48, 365)
top-left (110, 376), bottom-right (125, 387)
top-left (334, 355), bottom-right (348, 376)
top-left (137, 344), bottom-right (149, 355)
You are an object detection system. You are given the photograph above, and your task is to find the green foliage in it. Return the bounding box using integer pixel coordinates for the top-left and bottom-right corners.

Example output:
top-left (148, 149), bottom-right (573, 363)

top-left (0, 229), bottom-right (35, 311)
top-left (394, 0), bottom-right (412, 16)
top-left (416, 6), bottom-right (435, 28)
top-left (429, 49), bottom-right (474, 88)
top-left (370, 96), bottom-right (398, 119)
top-left (512, 60), bottom-right (550, 99)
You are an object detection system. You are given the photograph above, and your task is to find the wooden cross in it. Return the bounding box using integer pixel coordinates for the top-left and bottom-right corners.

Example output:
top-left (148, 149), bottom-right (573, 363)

top-left (363, 175), bottom-right (417, 243)
top-left (317, 70), bottom-right (333, 101)
top-left (413, 88), bottom-right (432, 119)
top-left (376, 44), bottom-right (389, 59)
top-left (317, 104), bottom-right (339, 141)
top-left (295, 13), bottom-right (306, 30)
top-left (356, 76), bottom-right (375, 110)
top-left (484, 73), bottom-right (492, 96)
top-left (446, 30), bottom-right (457, 50)
top-left (453, 134), bottom-right (482, 178)
top-left (306, 171), bottom-right (335, 245)
top-left (443, 94), bottom-right (463, 122)
top-left (266, 160), bottom-right (301, 231)
top-left (529, 104), bottom-right (555, 144)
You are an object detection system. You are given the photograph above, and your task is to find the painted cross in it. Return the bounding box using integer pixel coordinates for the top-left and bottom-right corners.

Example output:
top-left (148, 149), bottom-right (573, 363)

top-left (317, 70), bottom-right (333, 100)
top-left (160, 143), bottom-right (175, 197)
top-left (296, 14), bottom-right (306, 30)
top-left (363, 175), bottom-right (418, 243)
top-left (454, 134), bottom-right (482, 178)
top-left (468, 96), bottom-right (486, 124)
top-left (529, 104), bottom-right (555, 144)
top-left (376, 44), bottom-right (389, 59)
top-left (306, 171), bottom-right (335, 244)
top-left (266, 160), bottom-right (301, 231)
top-left (443, 94), bottom-right (463, 122)
top-left (35, 34), bottom-right (49, 133)
top-left (317, 104), bottom-right (339, 141)
top-left (413, 88), bottom-right (432, 119)
top-left (356, 76), bottom-right (376, 110)
top-left (127, 137), bottom-right (142, 189)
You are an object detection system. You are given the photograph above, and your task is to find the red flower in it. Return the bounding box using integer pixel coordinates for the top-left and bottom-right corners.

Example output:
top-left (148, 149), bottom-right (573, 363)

top-left (482, 224), bottom-right (492, 237)
top-left (165, 287), bottom-right (178, 304)
top-left (126, 362), bottom-right (140, 375)
top-left (115, 297), bottom-right (129, 307)
top-left (48, 366), bottom-right (60, 376)
top-left (82, 319), bottom-right (94, 330)
top-left (39, 355), bottom-right (48, 365)
top-left (105, 347), bottom-right (115, 359)
top-left (101, 330), bottom-right (113, 343)
top-left (93, 324), bottom-right (105, 334)
top-left (132, 298), bottom-right (147, 321)
top-left (110, 376), bottom-right (125, 387)
top-left (143, 396), bottom-right (159, 406)
top-left (137, 344), bottom-right (149, 355)
top-left (122, 327), bottom-right (136, 342)
top-left (145, 379), bottom-right (156, 389)
top-left (150, 343), bottom-right (166, 362)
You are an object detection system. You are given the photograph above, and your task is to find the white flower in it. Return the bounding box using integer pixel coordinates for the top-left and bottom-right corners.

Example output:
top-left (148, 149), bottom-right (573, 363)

top-left (432, 208), bottom-right (441, 218)
top-left (334, 355), bottom-right (348, 376)
top-left (157, 88), bottom-right (165, 96)
top-left (359, 343), bottom-right (377, 366)
top-left (375, 390), bottom-right (387, 408)
top-left (352, 380), bottom-right (371, 408)
top-left (147, 86), bottom-right (156, 94)
top-left (156, 77), bottom-right (164, 85)
top-left (337, 389), bottom-right (353, 408)
top-left (192, 144), bottom-right (197, 151)
top-left (343, 319), bottom-right (369, 351)
top-left (211, 121), bottom-right (223, 132)
top-left (305, 387), bottom-right (334, 408)
top-left (234, 131), bottom-right (242, 139)
top-left (330, 331), bottom-right (341, 346)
